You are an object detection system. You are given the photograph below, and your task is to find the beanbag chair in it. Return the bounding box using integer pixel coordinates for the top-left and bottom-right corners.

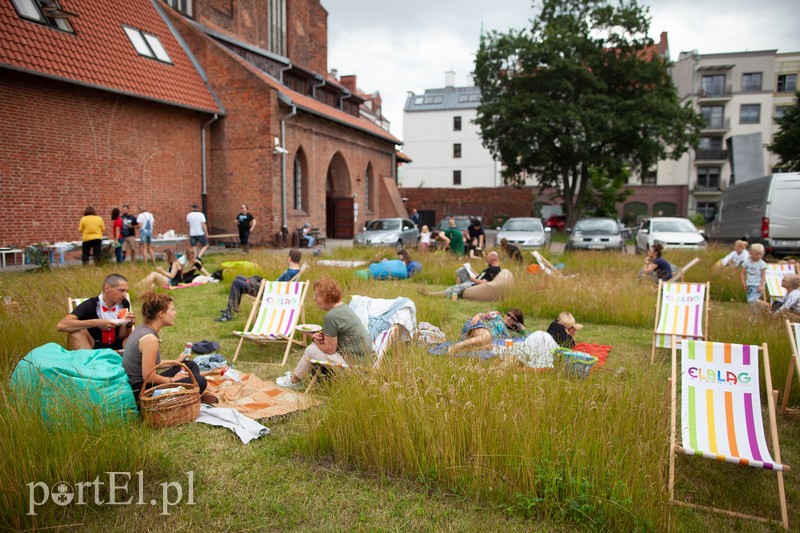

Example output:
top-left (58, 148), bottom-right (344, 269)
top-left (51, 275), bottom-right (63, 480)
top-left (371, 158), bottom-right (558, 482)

top-left (10, 343), bottom-right (137, 425)
top-left (368, 259), bottom-right (408, 280)
top-left (462, 269), bottom-right (514, 302)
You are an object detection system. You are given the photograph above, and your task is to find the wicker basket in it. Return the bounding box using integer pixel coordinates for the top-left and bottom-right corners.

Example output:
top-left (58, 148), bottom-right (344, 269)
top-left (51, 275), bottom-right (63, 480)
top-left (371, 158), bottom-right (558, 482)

top-left (552, 347), bottom-right (598, 378)
top-left (139, 362), bottom-right (201, 428)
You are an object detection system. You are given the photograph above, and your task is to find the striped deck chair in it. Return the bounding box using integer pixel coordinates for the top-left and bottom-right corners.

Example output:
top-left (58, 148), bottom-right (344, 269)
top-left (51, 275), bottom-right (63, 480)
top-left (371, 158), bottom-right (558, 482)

top-left (781, 320), bottom-right (800, 415)
top-left (668, 257), bottom-right (700, 282)
top-left (765, 263), bottom-right (797, 303)
top-left (651, 281), bottom-right (709, 363)
top-left (532, 251), bottom-right (574, 278)
top-left (669, 340), bottom-right (789, 529)
top-left (231, 280), bottom-right (309, 366)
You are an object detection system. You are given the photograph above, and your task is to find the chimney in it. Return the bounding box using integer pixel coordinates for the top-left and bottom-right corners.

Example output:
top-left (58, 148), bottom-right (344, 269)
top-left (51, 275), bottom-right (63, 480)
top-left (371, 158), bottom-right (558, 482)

top-left (340, 74), bottom-right (357, 93)
top-left (329, 68), bottom-right (338, 80)
top-left (445, 70), bottom-right (455, 88)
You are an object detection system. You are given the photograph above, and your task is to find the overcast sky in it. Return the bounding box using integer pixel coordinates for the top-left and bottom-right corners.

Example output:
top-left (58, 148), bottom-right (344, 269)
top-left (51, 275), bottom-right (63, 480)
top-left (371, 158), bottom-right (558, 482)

top-left (322, 0), bottom-right (800, 140)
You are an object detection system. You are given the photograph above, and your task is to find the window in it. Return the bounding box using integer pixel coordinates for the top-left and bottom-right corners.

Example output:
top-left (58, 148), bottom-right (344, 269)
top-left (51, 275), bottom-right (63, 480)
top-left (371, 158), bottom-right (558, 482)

top-left (268, 0), bottom-right (286, 56)
top-left (162, 0), bottom-right (193, 16)
top-left (364, 164), bottom-right (373, 212)
top-left (413, 96), bottom-right (424, 105)
top-left (123, 26), bottom-right (173, 63)
top-left (453, 116), bottom-right (462, 131)
top-left (11, 0), bottom-right (76, 32)
top-left (775, 106), bottom-right (790, 121)
top-left (453, 170), bottom-right (462, 186)
top-left (293, 155), bottom-right (303, 210)
top-left (697, 167), bottom-right (720, 190)
top-left (699, 137), bottom-right (723, 150)
top-left (453, 143), bottom-right (462, 158)
top-left (741, 72), bottom-right (762, 92)
top-left (696, 202), bottom-right (717, 222)
top-left (777, 74), bottom-right (797, 93)
top-left (641, 167), bottom-right (657, 185)
top-left (457, 93), bottom-right (481, 103)
top-left (700, 106), bottom-right (725, 128)
top-left (701, 74), bottom-right (726, 97)
top-left (422, 95), bottom-right (443, 104)
top-left (740, 104), bottom-right (760, 124)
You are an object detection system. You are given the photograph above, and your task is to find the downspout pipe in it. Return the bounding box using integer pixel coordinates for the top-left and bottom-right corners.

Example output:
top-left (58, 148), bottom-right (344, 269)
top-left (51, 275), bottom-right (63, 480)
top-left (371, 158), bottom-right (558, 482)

top-left (278, 92), bottom-right (297, 242)
top-left (201, 113), bottom-right (219, 214)
top-left (312, 74), bottom-right (326, 98)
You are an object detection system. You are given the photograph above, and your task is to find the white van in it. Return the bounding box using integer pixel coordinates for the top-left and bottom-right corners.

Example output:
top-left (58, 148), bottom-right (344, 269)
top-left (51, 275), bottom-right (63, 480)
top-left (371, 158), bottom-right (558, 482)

top-left (708, 172), bottom-right (800, 256)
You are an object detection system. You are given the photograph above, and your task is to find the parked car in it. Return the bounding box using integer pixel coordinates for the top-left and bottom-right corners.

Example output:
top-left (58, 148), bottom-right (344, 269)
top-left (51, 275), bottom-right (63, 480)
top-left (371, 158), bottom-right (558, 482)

top-left (494, 217), bottom-right (551, 249)
top-left (353, 218), bottom-right (419, 248)
top-left (708, 172), bottom-right (800, 257)
top-left (634, 217), bottom-right (706, 254)
top-left (566, 217), bottom-right (625, 252)
top-left (435, 216), bottom-right (474, 232)
top-left (544, 215), bottom-right (567, 232)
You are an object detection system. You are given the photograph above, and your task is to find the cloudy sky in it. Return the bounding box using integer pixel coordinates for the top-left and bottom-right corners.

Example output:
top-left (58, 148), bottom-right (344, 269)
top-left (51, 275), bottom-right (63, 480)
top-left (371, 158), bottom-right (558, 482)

top-left (321, 0), bottom-right (800, 139)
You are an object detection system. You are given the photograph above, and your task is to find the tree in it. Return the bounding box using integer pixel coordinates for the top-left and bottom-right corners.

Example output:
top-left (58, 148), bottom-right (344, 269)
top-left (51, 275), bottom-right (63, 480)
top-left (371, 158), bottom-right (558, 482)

top-left (769, 91), bottom-right (800, 171)
top-left (473, 0), bottom-right (704, 225)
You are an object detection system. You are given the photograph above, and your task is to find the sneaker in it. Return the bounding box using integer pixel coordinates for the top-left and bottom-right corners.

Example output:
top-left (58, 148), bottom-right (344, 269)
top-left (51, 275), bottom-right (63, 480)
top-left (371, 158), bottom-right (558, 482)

top-left (214, 312), bottom-right (231, 323)
top-left (275, 371), bottom-right (302, 389)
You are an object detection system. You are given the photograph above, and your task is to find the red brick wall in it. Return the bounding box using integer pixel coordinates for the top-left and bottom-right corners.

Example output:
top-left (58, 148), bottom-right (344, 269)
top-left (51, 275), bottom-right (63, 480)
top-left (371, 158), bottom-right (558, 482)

top-left (0, 70), bottom-right (207, 246)
top-left (287, 0), bottom-right (327, 74)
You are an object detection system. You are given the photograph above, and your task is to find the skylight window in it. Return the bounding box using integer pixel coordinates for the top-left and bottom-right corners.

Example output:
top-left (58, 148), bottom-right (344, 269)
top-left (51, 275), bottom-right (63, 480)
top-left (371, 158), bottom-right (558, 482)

top-left (122, 25), bottom-right (173, 64)
top-left (11, 0), bottom-right (77, 33)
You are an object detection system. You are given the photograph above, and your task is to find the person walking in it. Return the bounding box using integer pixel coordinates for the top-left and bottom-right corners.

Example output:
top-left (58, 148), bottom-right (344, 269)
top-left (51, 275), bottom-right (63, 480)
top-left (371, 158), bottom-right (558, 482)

top-left (78, 206), bottom-right (105, 266)
top-left (236, 204), bottom-right (256, 253)
top-left (186, 204), bottom-right (209, 258)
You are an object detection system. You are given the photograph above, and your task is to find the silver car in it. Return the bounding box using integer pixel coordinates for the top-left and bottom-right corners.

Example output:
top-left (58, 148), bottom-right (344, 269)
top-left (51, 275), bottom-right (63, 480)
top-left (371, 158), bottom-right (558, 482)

top-left (566, 217), bottom-right (625, 252)
top-left (634, 217), bottom-right (706, 254)
top-left (353, 218), bottom-right (419, 248)
top-left (494, 217), bottom-right (551, 249)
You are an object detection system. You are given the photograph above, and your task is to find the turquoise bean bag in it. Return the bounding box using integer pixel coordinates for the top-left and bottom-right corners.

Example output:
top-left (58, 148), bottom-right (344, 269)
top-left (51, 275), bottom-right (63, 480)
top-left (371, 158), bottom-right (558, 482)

top-left (368, 259), bottom-right (408, 280)
top-left (10, 343), bottom-right (137, 425)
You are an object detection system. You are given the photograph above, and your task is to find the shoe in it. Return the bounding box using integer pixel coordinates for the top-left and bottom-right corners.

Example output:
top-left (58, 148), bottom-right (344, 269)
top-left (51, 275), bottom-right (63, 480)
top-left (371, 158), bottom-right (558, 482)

top-left (275, 371), bottom-right (302, 389)
top-left (200, 393), bottom-right (219, 404)
top-left (214, 312), bottom-right (231, 323)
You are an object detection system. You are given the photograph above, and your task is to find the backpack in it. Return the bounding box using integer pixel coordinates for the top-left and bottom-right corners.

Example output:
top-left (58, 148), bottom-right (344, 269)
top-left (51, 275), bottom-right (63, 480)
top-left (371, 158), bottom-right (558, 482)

top-left (415, 322), bottom-right (446, 346)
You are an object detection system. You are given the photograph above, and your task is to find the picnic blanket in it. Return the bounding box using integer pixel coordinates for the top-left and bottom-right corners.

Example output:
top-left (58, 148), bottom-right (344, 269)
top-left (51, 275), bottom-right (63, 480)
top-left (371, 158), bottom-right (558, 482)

top-left (166, 276), bottom-right (218, 290)
top-left (204, 371), bottom-right (319, 420)
top-left (573, 343), bottom-right (612, 370)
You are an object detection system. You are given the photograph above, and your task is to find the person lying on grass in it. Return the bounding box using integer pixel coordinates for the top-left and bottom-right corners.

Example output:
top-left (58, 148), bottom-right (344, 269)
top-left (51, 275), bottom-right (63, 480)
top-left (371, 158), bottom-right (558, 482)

top-left (417, 251), bottom-right (501, 300)
top-left (447, 308), bottom-right (526, 355)
top-left (121, 290), bottom-right (216, 405)
top-left (276, 278), bottom-right (373, 389)
top-left (546, 312), bottom-right (583, 349)
top-left (136, 248), bottom-right (182, 290)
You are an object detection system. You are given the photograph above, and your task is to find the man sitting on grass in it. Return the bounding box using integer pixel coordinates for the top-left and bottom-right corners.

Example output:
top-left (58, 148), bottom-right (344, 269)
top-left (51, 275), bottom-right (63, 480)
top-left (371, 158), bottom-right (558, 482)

top-left (56, 274), bottom-right (136, 350)
top-left (418, 251), bottom-right (502, 301)
top-left (215, 249), bottom-right (303, 322)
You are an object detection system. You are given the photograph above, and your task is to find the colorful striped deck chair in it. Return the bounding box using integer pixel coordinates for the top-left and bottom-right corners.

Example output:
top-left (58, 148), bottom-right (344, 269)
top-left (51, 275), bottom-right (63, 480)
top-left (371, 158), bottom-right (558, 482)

top-left (231, 280), bottom-right (309, 366)
top-left (781, 320), bottom-right (800, 415)
top-left (765, 263), bottom-right (797, 303)
top-left (651, 281), bottom-right (709, 363)
top-left (669, 340), bottom-right (789, 529)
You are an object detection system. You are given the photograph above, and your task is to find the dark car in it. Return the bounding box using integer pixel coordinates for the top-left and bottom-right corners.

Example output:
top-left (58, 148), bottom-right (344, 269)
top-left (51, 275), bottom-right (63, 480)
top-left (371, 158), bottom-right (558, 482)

top-left (435, 216), bottom-right (475, 232)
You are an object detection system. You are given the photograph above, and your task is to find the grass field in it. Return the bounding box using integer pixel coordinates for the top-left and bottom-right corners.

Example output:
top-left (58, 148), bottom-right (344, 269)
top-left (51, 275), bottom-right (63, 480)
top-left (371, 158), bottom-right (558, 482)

top-left (1, 244), bottom-right (799, 531)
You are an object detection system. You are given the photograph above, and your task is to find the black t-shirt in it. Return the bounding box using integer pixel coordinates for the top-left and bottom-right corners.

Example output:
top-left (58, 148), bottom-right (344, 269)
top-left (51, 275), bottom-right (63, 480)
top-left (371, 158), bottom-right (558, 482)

top-left (547, 321), bottom-right (575, 348)
top-left (478, 265), bottom-right (501, 282)
top-left (71, 297), bottom-right (131, 350)
top-left (182, 258), bottom-right (204, 283)
top-left (121, 214), bottom-right (137, 237)
top-left (467, 224), bottom-right (485, 241)
top-left (236, 213), bottom-right (254, 231)
top-left (653, 257), bottom-right (672, 280)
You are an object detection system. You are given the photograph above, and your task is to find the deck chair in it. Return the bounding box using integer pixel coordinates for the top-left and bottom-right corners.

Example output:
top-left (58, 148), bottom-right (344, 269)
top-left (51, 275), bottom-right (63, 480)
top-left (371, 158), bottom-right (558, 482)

top-left (532, 251), bottom-right (574, 278)
top-left (231, 279), bottom-right (309, 366)
top-left (668, 257), bottom-right (700, 282)
top-left (651, 281), bottom-right (709, 363)
top-left (669, 339), bottom-right (789, 529)
top-left (781, 320), bottom-right (800, 415)
top-left (765, 264), bottom-right (797, 303)
top-left (243, 263), bottom-right (308, 303)
top-left (68, 297), bottom-right (88, 313)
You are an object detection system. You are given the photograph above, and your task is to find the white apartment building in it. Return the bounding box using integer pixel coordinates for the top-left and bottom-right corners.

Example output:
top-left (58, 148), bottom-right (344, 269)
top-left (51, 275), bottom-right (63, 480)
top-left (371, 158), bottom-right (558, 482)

top-left (400, 72), bottom-right (505, 188)
top-left (656, 49), bottom-right (799, 221)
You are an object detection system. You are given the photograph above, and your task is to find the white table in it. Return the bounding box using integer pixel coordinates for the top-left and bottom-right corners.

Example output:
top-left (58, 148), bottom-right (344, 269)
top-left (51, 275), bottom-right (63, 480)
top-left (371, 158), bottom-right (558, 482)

top-left (0, 248), bottom-right (23, 268)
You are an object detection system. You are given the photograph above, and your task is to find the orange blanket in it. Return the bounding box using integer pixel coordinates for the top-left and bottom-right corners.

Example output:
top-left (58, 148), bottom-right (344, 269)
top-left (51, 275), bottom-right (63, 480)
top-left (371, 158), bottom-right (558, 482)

top-left (205, 371), bottom-right (319, 420)
top-left (573, 343), bottom-right (612, 370)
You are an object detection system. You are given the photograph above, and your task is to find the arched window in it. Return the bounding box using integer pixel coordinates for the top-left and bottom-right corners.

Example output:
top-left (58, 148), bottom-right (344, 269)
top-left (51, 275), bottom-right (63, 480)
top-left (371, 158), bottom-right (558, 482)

top-left (364, 163), bottom-right (373, 211)
top-left (293, 149), bottom-right (308, 211)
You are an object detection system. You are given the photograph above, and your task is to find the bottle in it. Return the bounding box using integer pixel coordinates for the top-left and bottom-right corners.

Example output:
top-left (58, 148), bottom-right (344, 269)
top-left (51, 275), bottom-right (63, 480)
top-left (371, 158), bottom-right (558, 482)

top-left (505, 338), bottom-right (513, 350)
top-left (182, 343), bottom-right (193, 360)
top-left (221, 365), bottom-right (242, 383)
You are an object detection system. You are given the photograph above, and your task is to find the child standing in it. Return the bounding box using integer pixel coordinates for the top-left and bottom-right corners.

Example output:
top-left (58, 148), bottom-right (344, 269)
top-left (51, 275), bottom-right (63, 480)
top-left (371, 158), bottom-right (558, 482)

top-left (419, 225), bottom-right (431, 251)
top-left (741, 243), bottom-right (767, 304)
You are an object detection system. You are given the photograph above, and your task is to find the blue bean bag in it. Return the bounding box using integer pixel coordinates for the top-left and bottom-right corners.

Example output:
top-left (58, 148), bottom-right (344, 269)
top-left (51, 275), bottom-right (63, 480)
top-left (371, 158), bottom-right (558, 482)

top-left (10, 343), bottom-right (137, 425)
top-left (368, 259), bottom-right (409, 280)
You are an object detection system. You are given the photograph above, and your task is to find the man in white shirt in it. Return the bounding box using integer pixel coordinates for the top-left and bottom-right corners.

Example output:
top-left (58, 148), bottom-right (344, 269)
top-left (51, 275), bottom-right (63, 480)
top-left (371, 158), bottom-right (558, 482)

top-left (136, 206), bottom-right (157, 267)
top-left (186, 204), bottom-right (209, 258)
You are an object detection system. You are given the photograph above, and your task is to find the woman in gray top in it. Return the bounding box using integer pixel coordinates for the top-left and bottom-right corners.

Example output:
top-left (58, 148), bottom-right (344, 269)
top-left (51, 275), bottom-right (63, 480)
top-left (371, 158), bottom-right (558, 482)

top-left (122, 291), bottom-right (208, 402)
top-left (276, 278), bottom-right (372, 389)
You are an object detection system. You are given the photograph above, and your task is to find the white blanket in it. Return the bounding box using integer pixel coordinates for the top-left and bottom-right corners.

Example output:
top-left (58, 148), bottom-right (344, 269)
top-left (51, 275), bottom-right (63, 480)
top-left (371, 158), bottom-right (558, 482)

top-left (195, 405), bottom-right (270, 444)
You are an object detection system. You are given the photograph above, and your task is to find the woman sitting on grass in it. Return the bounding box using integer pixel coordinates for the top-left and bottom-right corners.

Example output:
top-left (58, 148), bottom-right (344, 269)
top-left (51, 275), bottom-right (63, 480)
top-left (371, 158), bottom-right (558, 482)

top-left (447, 308), bottom-right (526, 355)
top-left (639, 243), bottom-right (671, 282)
top-left (136, 249), bottom-right (182, 289)
top-left (181, 249), bottom-right (210, 283)
top-left (546, 312), bottom-right (582, 348)
top-left (121, 291), bottom-right (214, 404)
top-left (276, 278), bottom-right (373, 389)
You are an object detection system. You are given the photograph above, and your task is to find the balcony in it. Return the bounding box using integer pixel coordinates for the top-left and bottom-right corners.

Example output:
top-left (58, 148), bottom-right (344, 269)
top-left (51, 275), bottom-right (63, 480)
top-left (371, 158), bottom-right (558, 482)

top-left (702, 117), bottom-right (730, 133)
top-left (697, 85), bottom-right (733, 102)
top-left (693, 183), bottom-right (723, 195)
top-left (695, 149), bottom-right (728, 162)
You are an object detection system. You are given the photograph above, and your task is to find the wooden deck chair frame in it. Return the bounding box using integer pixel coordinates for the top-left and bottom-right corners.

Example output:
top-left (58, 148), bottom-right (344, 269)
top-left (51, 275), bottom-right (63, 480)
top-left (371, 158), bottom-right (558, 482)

top-left (243, 263), bottom-right (308, 303)
top-left (764, 264), bottom-right (797, 303)
top-left (669, 340), bottom-right (789, 529)
top-left (667, 257), bottom-right (700, 282)
top-left (650, 280), bottom-right (710, 363)
top-left (781, 320), bottom-right (800, 415)
top-left (231, 279), bottom-right (309, 366)
top-left (532, 250), bottom-right (565, 278)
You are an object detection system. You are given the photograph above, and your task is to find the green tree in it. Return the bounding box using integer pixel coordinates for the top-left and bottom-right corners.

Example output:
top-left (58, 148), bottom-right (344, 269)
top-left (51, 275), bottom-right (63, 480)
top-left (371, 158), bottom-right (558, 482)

top-left (473, 0), bottom-right (704, 225)
top-left (769, 91), bottom-right (800, 171)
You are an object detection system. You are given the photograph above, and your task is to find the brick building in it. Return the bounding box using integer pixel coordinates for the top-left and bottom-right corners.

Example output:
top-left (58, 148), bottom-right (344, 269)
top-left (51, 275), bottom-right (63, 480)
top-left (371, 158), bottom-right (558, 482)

top-left (0, 0), bottom-right (404, 247)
